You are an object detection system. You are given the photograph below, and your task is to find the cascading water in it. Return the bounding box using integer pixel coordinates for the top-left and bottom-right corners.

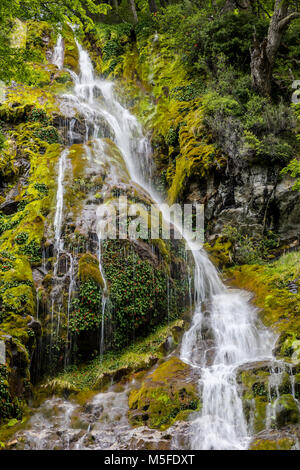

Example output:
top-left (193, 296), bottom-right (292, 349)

top-left (17, 35), bottom-right (298, 451)
top-left (52, 34), bottom-right (64, 70)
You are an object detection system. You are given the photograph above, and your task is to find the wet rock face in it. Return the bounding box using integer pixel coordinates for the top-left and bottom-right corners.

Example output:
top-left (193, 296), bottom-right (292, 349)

top-left (128, 357), bottom-right (200, 430)
top-left (186, 160), bottom-right (300, 244)
top-left (249, 427), bottom-right (300, 450)
top-left (10, 383), bottom-right (192, 450)
top-left (237, 360), bottom-right (300, 437)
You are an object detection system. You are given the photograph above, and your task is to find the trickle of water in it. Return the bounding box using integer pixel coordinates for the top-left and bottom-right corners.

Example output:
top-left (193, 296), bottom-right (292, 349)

top-left (98, 237), bottom-right (108, 360)
top-left (53, 149), bottom-right (69, 257)
top-left (52, 34), bottom-right (64, 70)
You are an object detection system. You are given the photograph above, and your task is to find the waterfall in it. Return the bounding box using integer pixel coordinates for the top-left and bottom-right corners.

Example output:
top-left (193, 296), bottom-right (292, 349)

top-left (37, 35), bottom-right (287, 450)
top-left (64, 43), bottom-right (278, 450)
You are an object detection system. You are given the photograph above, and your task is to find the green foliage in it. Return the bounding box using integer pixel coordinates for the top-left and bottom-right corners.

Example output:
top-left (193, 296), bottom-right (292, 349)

top-left (27, 108), bottom-right (50, 125)
top-left (0, 364), bottom-right (22, 421)
top-left (0, 0), bottom-right (111, 83)
top-left (69, 280), bottom-right (102, 334)
top-left (153, 8), bottom-right (267, 72)
top-left (281, 159), bottom-right (300, 191)
top-left (96, 22), bottom-right (133, 76)
top-left (102, 240), bottom-right (187, 349)
top-left (15, 232), bottom-right (29, 245)
top-left (170, 83), bottom-right (203, 102)
top-left (34, 183), bottom-right (49, 197)
top-left (0, 214), bottom-right (23, 236)
top-left (222, 224), bottom-right (280, 265)
top-left (19, 240), bottom-right (42, 264)
top-left (33, 126), bottom-right (60, 144)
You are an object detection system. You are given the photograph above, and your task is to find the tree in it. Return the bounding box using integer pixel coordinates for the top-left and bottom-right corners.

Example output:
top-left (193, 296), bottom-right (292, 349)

top-left (129, 0), bottom-right (138, 23)
top-left (0, 0), bottom-right (111, 83)
top-left (250, 0), bottom-right (300, 96)
top-left (148, 0), bottom-right (158, 13)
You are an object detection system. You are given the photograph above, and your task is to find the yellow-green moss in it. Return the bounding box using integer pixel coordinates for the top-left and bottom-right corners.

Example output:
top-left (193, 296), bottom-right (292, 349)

top-left (41, 320), bottom-right (185, 393)
top-left (250, 438), bottom-right (295, 450)
top-left (63, 27), bottom-right (79, 73)
top-left (78, 253), bottom-right (105, 289)
top-left (205, 238), bottom-right (233, 268)
top-left (128, 356), bottom-right (199, 430)
top-left (10, 20), bottom-right (27, 49)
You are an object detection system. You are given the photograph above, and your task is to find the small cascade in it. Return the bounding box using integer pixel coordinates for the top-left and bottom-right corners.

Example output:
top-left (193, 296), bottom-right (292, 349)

top-left (53, 149), bottom-right (69, 260)
top-left (98, 236), bottom-right (108, 360)
top-left (52, 34), bottom-right (64, 70)
top-left (15, 385), bottom-right (134, 450)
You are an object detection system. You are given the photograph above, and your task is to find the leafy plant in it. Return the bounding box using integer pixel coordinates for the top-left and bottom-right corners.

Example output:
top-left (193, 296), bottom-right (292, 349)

top-left (69, 280), bottom-right (102, 334)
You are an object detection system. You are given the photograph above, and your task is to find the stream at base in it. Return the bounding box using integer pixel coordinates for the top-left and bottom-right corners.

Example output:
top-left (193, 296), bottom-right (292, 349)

top-left (11, 35), bottom-right (300, 451)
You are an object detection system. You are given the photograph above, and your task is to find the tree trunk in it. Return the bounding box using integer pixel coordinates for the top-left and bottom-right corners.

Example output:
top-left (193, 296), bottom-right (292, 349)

top-left (250, 37), bottom-right (272, 96)
top-left (148, 0), bottom-right (158, 14)
top-left (129, 0), bottom-right (138, 23)
top-left (250, 0), bottom-right (300, 96)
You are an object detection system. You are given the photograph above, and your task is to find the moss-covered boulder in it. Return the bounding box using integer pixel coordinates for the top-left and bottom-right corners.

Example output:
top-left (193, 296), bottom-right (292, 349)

top-left (63, 28), bottom-right (79, 73)
top-left (250, 437), bottom-right (296, 450)
top-left (237, 360), bottom-right (300, 434)
top-left (275, 394), bottom-right (299, 428)
top-left (78, 253), bottom-right (105, 289)
top-left (128, 357), bottom-right (200, 430)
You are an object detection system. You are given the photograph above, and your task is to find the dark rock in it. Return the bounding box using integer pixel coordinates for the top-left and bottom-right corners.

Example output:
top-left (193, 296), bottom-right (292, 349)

top-left (27, 318), bottom-right (42, 336)
top-left (0, 199), bottom-right (19, 215)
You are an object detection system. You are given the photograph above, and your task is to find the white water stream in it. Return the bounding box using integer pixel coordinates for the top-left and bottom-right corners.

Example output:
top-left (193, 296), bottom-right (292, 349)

top-left (19, 35), bottom-right (299, 451)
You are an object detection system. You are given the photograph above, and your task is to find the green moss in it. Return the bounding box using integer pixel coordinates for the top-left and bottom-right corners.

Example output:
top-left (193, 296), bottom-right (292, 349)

top-left (78, 253), bottom-right (105, 289)
top-left (42, 320), bottom-right (184, 393)
top-left (276, 394), bottom-right (299, 427)
top-left (250, 438), bottom-right (295, 451)
top-left (128, 357), bottom-right (199, 430)
top-left (63, 27), bottom-right (79, 73)
top-left (10, 20), bottom-right (27, 49)
top-left (204, 238), bottom-right (233, 268)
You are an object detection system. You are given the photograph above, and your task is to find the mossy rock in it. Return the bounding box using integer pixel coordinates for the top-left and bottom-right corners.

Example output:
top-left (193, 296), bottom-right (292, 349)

top-left (63, 28), bottom-right (79, 73)
top-left (250, 437), bottom-right (295, 450)
top-left (275, 394), bottom-right (299, 428)
top-left (128, 357), bottom-right (200, 430)
top-left (78, 253), bottom-right (105, 289)
top-left (204, 238), bottom-right (232, 268)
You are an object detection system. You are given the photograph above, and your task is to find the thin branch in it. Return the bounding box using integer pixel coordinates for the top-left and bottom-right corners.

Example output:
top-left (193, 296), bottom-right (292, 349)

top-left (278, 11), bottom-right (300, 29)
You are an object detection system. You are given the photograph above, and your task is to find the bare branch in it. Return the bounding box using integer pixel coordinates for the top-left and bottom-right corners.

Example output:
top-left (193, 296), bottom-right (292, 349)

top-left (278, 11), bottom-right (300, 30)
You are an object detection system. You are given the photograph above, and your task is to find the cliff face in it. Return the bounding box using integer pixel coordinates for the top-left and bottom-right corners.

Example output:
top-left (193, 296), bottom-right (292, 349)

top-left (184, 153), bottom-right (300, 244)
top-left (0, 24), bottom-right (191, 422)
